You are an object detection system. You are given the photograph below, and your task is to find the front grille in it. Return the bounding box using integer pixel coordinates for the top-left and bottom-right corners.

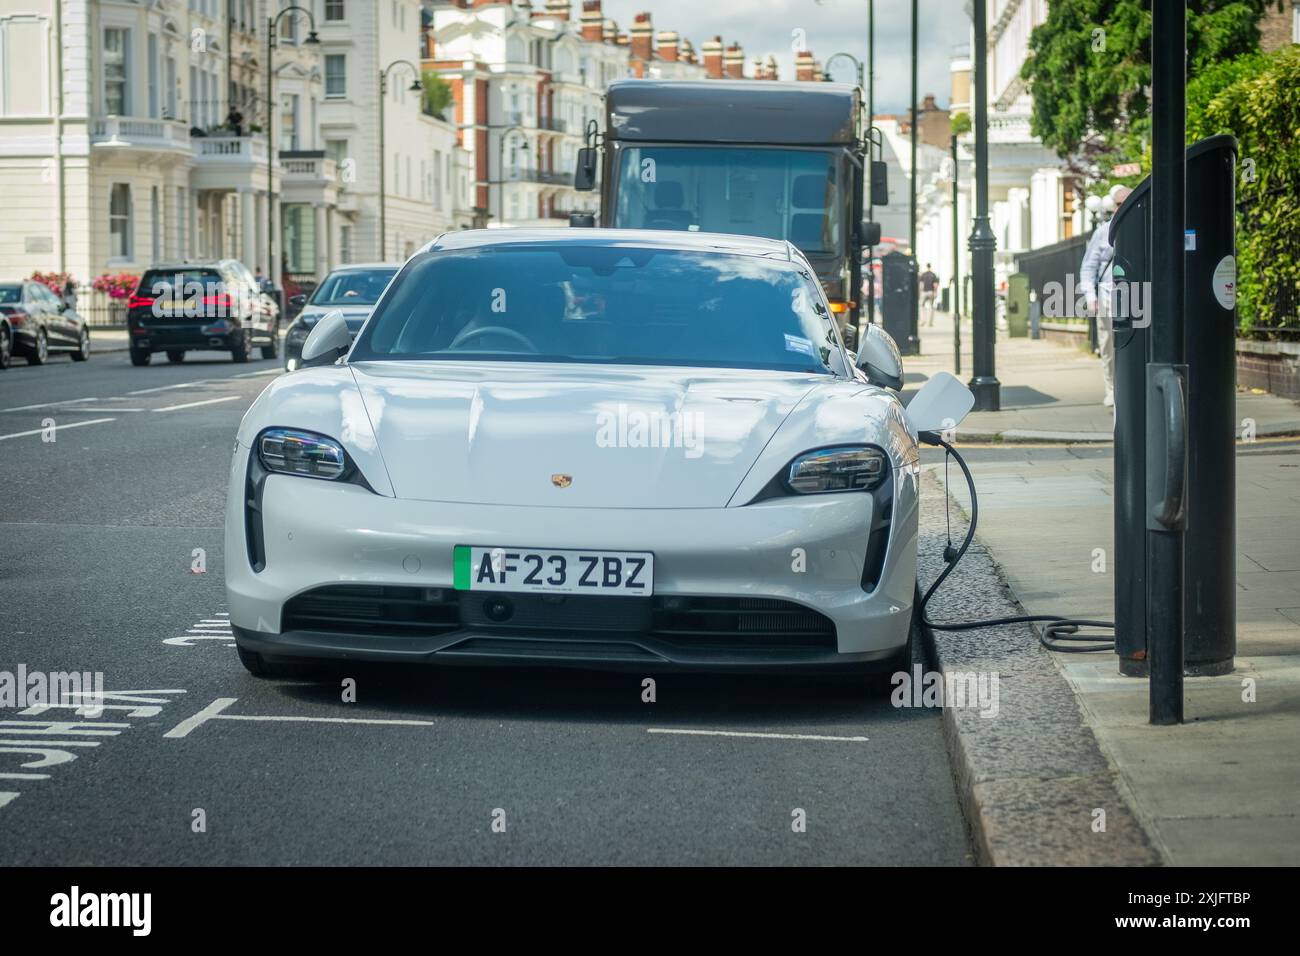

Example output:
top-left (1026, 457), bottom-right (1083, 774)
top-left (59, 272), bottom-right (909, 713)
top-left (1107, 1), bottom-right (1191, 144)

top-left (282, 585), bottom-right (460, 637)
top-left (650, 596), bottom-right (837, 650)
top-left (279, 586), bottom-right (836, 652)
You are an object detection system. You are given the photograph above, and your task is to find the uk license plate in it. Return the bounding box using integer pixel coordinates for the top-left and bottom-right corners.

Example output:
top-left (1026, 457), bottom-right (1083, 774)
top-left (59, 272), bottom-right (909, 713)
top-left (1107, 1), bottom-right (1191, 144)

top-left (452, 546), bottom-right (653, 596)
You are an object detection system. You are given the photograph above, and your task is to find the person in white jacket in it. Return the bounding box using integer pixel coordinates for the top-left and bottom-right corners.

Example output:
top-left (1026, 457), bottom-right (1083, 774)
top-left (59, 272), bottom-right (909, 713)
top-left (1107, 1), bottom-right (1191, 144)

top-left (1079, 184), bottom-right (1133, 407)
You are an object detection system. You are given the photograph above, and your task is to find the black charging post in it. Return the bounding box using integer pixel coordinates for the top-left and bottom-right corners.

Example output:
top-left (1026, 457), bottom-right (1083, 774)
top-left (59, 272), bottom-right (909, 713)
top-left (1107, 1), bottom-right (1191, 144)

top-left (1109, 135), bottom-right (1238, 681)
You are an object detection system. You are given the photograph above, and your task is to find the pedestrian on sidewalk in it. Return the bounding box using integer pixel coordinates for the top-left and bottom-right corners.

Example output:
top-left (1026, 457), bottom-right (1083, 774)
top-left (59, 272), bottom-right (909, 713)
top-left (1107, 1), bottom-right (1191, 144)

top-left (919, 264), bottom-right (939, 326)
top-left (1079, 185), bottom-right (1132, 408)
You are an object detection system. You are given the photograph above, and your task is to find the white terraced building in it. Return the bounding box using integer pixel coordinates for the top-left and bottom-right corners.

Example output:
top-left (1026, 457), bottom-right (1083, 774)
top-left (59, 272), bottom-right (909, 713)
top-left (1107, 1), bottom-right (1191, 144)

top-left (0, 0), bottom-right (469, 313)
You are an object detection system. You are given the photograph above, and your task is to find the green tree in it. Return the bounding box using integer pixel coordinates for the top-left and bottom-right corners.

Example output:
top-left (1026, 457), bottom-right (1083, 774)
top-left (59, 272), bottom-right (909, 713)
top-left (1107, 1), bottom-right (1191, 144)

top-left (1020, 0), bottom-right (1275, 176)
top-left (1187, 45), bottom-right (1300, 334)
top-left (422, 72), bottom-right (454, 120)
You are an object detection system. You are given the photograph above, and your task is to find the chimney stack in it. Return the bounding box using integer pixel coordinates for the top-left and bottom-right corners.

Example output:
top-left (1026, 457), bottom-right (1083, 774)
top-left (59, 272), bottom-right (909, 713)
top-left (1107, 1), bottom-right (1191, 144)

top-left (656, 30), bottom-right (679, 62)
top-left (724, 42), bottom-right (745, 79)
top-left (545, 0), bottom-right (570, 20)
top-left (580, 1), bottom-right (603, 41)
top-left (795, 50), bottom-right (816, 82)
top-left (680, 38), bottom-right (696, 65)
top-left (629, 12), bottom-right (654, 64)
top-left (702, 36), bottom-right (724, 79)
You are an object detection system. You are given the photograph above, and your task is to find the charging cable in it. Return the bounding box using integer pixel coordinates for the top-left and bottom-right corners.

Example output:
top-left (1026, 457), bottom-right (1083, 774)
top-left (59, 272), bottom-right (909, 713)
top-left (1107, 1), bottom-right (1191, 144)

top-left (916, 431), bottom-right (1115, 653)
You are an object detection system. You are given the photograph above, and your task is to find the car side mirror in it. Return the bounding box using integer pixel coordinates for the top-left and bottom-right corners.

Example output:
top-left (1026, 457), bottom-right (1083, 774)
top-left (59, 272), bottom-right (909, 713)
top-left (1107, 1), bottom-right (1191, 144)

top-left (288, 294), bottom-right (306, 308)
top-left (870, 160), bottom-right (889, 206)
top-left (300, 310), bottom-right (351, 367)
top-left (858, 219), bottom-right (882, 247)
top-left (904, 371), bottom-right (975, 436)
top-left (569, 212), bottom-right (596, 228)
top-left (574, 147), bottom-right (597, 192)
top-left (856, 324), bottom-right (903, 390)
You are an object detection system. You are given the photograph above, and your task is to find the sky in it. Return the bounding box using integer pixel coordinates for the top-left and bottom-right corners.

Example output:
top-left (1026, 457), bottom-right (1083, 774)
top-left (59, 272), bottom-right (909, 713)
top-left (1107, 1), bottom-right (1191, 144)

top-left (593, 0), bottom-right (972, 114)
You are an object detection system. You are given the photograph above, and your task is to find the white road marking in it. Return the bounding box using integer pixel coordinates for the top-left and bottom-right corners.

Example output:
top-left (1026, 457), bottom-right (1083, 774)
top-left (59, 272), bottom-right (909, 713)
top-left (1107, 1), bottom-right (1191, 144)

top-left (646, 728), bottom-right (869, 742)
top-left (0, 397), bottom-right (101, 413)
top-left (61, 406), bottom-right (147, 413)
top-left (127, 379), bottom-right (212, 395)
top-left (0, 792), bottom-right (19, 811)
top-left (163, 698), bottom-right (237, 739)
top-left (152, 395), bottom-right (240, 412)
top-left (163, 697), bottom-right (437, 740)
top-left (0, 418), bottom-right (115, 442)
top-left (232, 368), bottom-right (282, 378)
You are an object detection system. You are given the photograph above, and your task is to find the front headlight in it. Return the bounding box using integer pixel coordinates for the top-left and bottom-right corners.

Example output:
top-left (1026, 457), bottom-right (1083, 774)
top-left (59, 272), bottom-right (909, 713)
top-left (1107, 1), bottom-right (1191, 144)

top-left (786, 446), bottom-right (888, 494)
top-left (258, 428), bottom-right (348, 480)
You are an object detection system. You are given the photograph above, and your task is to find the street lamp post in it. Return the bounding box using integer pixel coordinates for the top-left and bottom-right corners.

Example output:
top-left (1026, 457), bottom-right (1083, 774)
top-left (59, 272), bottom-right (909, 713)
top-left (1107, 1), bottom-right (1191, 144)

top-left (378, 60), bottom-right (425, 261)
top-left (496, 126), bottom-right (529, 226)
top-left (951, 133), bottom-right (961, 376)
top-left (266, 7), bottom-right (319, 290)
top-left (967, 0), bottom-right (1001, 410)
top-left (908, 0), bottom-right (919, 353)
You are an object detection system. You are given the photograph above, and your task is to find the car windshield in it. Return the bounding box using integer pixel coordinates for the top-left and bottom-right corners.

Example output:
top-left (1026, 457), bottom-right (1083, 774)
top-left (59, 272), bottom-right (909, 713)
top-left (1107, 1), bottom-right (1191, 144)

top-left (139, 269), bottom-right (224, 295)
top-left (350, 245), bottom-right (842, 374)
top-left (0, 285), bottom-right (22, 304)
top-left (613, 147), bottom-right (843, 254)
top-left (310, 268), bottom-right (397, 306)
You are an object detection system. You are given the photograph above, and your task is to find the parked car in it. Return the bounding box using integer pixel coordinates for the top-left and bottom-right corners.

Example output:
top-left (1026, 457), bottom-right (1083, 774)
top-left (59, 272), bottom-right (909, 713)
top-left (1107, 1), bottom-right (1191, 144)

top-left (126, 260), bottom-right (279, 366)
top-left (0, 313), bottom-right (11, 370)
top-left (0, 281), bottom-right (91, 365)
top-left (225, 228), bottom-right (973, 680)
top-left (282, 264), bottom-right (399, 371)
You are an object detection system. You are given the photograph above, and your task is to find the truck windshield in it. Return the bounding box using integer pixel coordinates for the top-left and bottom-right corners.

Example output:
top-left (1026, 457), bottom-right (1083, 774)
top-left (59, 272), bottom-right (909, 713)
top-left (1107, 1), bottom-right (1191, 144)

top-left (613, 146), bottom-right (843, 254)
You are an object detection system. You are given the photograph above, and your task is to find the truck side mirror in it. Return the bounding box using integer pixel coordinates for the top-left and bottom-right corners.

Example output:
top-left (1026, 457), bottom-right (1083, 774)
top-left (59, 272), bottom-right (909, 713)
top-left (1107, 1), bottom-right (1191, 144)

top-left (574, 148), bottom-right (597, 192)
top-left (858, 220), bottom-right (882, 246)
top-left (871, 160), bottom-right (889, 206)
top-left (569, 213), bottom-right (596, 228)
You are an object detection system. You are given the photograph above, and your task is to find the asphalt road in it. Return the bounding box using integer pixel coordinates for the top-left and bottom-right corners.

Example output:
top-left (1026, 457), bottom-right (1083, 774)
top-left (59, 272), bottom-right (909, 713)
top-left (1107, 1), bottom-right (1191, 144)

top-left (0, 345), bottom-right (973, 865)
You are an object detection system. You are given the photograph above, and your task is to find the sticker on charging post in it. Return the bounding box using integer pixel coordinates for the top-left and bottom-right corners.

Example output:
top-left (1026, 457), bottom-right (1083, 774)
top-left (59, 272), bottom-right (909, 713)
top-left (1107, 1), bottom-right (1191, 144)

top-left (1212, 255), bottom-right (1237, 310)
top-left (1184, 230), bottom-right (1197, 250)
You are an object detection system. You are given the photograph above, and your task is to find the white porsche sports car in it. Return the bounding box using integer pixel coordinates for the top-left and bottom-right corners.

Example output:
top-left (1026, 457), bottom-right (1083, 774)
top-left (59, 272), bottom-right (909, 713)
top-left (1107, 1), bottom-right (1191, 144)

top-left (225, 229), bottom-right (972, 678)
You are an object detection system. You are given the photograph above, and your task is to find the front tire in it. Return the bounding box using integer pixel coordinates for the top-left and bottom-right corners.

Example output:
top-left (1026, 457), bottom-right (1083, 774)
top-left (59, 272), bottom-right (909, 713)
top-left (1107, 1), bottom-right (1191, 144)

top-left (26, 328), bottom-right (48, 365)
top-left (236, 645), bottom-right (309, 679)
top-left (70, 328), bottom-right (91, 361)
top-left (230, 329), bottom-right (251, 363)
top-left (0, 327), bottom-right (11, 370)
top-left (260, 322), bottom-right (279, 360)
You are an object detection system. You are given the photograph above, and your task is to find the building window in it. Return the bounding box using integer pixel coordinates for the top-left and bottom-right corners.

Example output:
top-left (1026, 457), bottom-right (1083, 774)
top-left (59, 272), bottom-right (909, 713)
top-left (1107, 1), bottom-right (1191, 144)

top-left (104, 28), bottom-right (131, 115)
top-left (325, 0), bottom-right (345, 21)
top-left (150, 186), bottom-right (161, 262)
top-left (325, 54), bottom-right (347, 98)
top-left (281, 92), bottom-right (300, 150)
top-left (339, 224), bottom-right (352, 264)
top-left (109, 183), bottom-right (132, 260)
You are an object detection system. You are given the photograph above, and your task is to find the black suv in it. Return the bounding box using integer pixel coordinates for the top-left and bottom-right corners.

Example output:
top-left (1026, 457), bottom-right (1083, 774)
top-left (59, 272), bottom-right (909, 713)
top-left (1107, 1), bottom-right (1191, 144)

top-left (127, 260), bottom-right (279, 366)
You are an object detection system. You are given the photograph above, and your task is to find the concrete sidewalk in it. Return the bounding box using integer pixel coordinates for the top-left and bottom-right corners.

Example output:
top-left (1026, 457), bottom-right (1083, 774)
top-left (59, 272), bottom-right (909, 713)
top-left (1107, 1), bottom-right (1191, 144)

top-left (89, 327), bottom-right (128, 353)
top-left (904, 311), bottom-right (1300, 442)
top-left (912, 313), bottom-right (1300, 865)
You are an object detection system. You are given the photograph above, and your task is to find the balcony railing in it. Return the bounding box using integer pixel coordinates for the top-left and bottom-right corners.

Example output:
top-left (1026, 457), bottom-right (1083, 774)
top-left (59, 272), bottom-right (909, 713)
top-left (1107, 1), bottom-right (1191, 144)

top-left (280, 151), bottom-right (338, 182)
top-left (90, 116), bottom-right (190, 150)
top-left (194, 134), bottom-right (269, 163)
top-left (537, 116), bottom-right (567, 133)
top-left (504, 168), bottom-right (574, 186)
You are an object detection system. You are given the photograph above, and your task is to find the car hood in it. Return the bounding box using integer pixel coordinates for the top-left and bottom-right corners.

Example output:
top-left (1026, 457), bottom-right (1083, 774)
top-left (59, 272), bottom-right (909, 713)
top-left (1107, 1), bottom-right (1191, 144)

top-left (348, 361), bottom-right (825, 508)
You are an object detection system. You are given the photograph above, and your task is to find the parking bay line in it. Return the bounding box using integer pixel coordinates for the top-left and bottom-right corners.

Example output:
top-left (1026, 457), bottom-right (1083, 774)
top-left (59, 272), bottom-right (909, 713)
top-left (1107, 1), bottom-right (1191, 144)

top-left (646, 728), bottom-right (869, 742)
top-left (152, 395), bottom-right (240, 413)
top-left (0, 418), bottom-right (116, 442)
top-left (163, 698), bottom-right (437, 739)
top-left (127, 379), bottom-right (213, 396)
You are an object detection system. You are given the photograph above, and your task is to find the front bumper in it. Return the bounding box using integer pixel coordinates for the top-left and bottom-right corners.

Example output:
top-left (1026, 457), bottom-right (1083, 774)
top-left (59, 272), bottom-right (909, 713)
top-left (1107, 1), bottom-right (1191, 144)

top-left (224, 446), bottom-right (919, 670)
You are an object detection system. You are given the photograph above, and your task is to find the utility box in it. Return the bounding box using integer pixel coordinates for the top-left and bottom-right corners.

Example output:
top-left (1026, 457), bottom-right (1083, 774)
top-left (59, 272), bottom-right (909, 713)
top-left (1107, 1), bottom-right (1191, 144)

top-left (1108, 134), bottom-right (1237, 677)
top-left (881, 251), bottom-right (918, 355)
top-left (1005, 272), bottom-right (1030, 337)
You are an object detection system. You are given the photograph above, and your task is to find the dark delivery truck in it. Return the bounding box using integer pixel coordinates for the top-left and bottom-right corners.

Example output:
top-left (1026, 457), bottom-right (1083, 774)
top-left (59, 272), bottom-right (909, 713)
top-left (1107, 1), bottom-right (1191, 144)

top-left (573, 79), bottom-right (883, 346)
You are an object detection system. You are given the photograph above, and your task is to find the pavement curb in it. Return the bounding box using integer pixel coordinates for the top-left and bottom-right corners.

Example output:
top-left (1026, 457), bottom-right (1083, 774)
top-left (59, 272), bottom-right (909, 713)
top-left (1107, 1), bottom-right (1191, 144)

top-left (916, 470), bottom-right (1164, 866)
top-left (958, 423), bottom-right (1300, 444)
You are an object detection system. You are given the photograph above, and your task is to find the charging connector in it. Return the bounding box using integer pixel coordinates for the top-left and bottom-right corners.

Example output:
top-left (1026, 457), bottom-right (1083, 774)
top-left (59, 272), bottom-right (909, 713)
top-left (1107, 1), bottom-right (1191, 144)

top-left (916, 431), bottom-right (1115, 653)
